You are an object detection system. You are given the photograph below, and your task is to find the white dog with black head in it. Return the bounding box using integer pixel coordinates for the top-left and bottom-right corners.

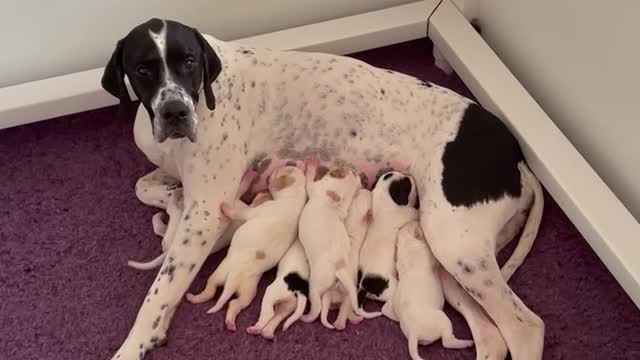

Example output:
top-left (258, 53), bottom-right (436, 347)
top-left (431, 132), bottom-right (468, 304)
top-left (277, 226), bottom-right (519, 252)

top-left (102, 18), bottom-right (545, 360)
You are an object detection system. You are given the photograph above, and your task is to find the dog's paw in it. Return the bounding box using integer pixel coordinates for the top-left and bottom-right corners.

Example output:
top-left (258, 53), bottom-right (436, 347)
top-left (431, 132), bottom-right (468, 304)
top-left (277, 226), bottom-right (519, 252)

top-left (225, 318), bottom-right (237, 332)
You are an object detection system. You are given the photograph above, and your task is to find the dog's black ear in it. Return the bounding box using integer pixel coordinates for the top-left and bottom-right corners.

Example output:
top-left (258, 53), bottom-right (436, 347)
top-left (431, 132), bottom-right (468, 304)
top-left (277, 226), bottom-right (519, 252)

top-left (193, 29), bottom-right (221, 111)
top-left (101, 39), bottom-right (133, 119)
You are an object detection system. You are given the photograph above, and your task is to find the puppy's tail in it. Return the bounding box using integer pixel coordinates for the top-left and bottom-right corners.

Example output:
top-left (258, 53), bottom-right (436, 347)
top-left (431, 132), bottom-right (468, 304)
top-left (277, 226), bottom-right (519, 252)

top-left (283, 293), bottom-right (307, 331)
top-left (501, 163), bottom-right (544, 281)
top-left (207, 272), bottom-right (241, 313)
top-left (337, 268), bottom-right (382, 319)
top-left (127, 252), bottom-right (166, 270)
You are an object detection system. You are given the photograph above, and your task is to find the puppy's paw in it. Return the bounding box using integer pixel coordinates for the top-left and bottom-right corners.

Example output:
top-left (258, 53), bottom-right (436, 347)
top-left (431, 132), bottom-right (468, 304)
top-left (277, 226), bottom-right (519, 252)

top-left (220, 201), bottom-right (235, 219)
top-left (225, 318), bottom-right (237, 332)
top-left (246, 325), bottom-right (262, 335)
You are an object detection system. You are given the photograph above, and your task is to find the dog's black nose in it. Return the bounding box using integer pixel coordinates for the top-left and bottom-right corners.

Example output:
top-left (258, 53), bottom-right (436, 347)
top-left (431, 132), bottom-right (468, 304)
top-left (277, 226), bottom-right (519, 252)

top-left (160, 100), bottom-right (190, 123)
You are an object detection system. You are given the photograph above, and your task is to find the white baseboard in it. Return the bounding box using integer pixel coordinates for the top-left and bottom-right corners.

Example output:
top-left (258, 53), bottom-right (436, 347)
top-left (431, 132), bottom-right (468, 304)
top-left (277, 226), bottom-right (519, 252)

top-left (429, 0), bottom-right (640, 308)
top-left (1, 0), bottom-right (638, 310)
top-left (0, 1), bottom-right (435, 131)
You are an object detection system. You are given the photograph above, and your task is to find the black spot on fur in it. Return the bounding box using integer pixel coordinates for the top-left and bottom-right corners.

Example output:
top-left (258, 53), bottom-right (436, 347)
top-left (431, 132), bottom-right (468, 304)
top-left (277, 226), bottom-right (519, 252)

top-left (419, 80), bottom-right (432, 88)
top-left (182, 238), bottom-right (189, 245)
top-left (284, 272), bottom-right (309, 297)
top-left (189, 263), bottom-right (196, 272)
top-left (350, 130), bottom-right (357, 137)
top-left (251, 80), bottom-right (256, 88)
top-left (154, 288), bottom-right (158, 295)
top-left (388, 177), bottom-right (412, 206)
top-left (361, 274), bottom-right (389, 298)
top-left (152, 316), bottom-right (160, 329)
top-left (457, 260), bottom-right (474, 274)
top-left (441, 103), bottom-right (523, 207)
top-left (479, 259), bottom-right (489, 271)
top-left (161, 304), bottom-right (168, 310)
top-left (380, 88), bottom-right (385, 95)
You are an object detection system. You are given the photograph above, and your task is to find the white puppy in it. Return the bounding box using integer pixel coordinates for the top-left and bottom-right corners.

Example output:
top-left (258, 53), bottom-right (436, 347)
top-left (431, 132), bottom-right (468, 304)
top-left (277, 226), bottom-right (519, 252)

top-left (246, 239), bottom-right (309, 339)
top-left (127, 171), bottom-right (258, 270)
top-left (358, 171), bottom-right (419, 305)
top-left (383, 221), bottom-right (474, 360)
top-left (319, 188), bottom-right (372, 330)
top-left (185, 166), bottom-right (307, 331)
top-left (299, 158), bottom-right (380, 324)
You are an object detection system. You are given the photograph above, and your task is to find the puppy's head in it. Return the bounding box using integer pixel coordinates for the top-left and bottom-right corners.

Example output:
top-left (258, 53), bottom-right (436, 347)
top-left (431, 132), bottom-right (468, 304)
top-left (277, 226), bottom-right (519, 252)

top-left (268, 166), bottom-right (305, 197)
top-left (372, 171), bottom-right (419, 208)
top-left (101, 18), bottom-right (221, 143)
top-left (318, 166), bottom-right (362, 206)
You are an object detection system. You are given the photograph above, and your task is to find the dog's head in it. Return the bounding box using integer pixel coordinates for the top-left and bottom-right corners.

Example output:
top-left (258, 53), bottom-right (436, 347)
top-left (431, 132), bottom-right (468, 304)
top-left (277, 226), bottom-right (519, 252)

top-left (372, 171), bottom-right (419, 208)
top-left (101, 18), bottom-right (221, 143)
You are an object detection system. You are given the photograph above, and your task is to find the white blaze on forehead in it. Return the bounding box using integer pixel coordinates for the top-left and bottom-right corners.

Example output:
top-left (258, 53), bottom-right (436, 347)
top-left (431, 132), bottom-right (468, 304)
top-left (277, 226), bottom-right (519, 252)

top-left (147, 20), bottom-right (196, 129)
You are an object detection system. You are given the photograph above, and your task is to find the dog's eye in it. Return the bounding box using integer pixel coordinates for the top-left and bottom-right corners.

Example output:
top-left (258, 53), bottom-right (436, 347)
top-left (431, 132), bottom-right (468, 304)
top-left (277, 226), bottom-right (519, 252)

top-left (136, 66), bottom-right (150, 77)
top-left (184, 58), bottom-right (196, 70)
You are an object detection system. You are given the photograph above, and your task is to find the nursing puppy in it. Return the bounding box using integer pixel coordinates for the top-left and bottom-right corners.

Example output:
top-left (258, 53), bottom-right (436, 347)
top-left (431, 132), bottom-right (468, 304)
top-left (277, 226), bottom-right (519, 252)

top-left (299, 158), bottom-right (380, 323)
top-left (186, 166), bottom-right (306, 331)
top-left (127, 171), bottom-right (259, 270)
top-left (383, 221), bottom-right (473, 360)
top-left (320, 188), bottom-right (373, 330)
top-left (358, 171), bottom-right (419, 305)
top-left (247, 239), bottom-right (309, 339)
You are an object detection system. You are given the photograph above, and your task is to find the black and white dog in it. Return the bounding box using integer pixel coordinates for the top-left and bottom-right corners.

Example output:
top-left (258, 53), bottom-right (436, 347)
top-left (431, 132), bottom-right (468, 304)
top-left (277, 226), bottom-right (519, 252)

top-left (102, 18), bottom-right (544, 360)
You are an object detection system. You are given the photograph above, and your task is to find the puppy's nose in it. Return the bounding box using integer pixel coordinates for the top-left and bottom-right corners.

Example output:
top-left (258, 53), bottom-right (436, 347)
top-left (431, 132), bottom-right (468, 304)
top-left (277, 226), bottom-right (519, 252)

top-left (160, 100), bottom-right (190, 123)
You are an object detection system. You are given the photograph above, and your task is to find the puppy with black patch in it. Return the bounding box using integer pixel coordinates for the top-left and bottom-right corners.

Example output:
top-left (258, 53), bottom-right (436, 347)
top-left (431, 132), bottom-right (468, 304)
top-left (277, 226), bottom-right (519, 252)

top-left (383, 221), bottom-right (474, 360)
top-left (186, 166), bottom-right (306, 331)
top-left (246, 239), bottom-right (309, 339)
top-left (127, 171), bottom-right (258, 270)
top-left (299, 157), bottom-right (380, 324)
top-left (358, 171), bottom-right (419, 306)
top-left (319, 188), bottom-right (373, 330)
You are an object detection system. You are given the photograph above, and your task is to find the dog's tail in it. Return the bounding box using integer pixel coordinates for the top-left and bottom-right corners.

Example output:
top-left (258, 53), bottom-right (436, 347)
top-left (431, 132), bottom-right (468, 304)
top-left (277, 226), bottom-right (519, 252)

top-left (501, 163), bottom-right (544, 281)
top-left (337, 268), bottom-right (382, 319)
top-left (186, 260), bottom-right (228, 304)
top-left (127, 252), bottom-right (166, 270)
top-left (283, 293), bottom-right (307, 331)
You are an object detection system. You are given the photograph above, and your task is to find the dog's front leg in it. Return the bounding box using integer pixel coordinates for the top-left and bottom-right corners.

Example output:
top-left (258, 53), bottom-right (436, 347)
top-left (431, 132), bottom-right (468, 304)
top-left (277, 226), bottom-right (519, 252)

top-left (111, 166), bottom-right (243, 360)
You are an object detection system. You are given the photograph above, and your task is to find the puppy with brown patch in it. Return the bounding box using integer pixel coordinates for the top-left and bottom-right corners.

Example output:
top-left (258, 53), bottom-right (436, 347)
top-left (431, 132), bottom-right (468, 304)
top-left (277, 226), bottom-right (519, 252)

top-left (185, 166), bottom-right (307, 331)
top-left (246, 239), bottom-right (310, 339)
top-left (383, 221), bottom-right (473, 360)
top-left (127, 171), bottom-right (258, 270)
top-left (299, 157), bottom-right (381, 324)
top-left (358, 171), bottom-right (419, 306)
top-left (319, 188), bottom-right (373, 330)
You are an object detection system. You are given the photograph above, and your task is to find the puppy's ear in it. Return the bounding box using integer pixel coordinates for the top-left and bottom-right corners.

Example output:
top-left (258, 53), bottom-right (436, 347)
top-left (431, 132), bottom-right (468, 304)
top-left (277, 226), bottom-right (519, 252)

top-left (101, 39), bottom-right (133, 119)
top-left (193, 29), bottom-right (221, 111)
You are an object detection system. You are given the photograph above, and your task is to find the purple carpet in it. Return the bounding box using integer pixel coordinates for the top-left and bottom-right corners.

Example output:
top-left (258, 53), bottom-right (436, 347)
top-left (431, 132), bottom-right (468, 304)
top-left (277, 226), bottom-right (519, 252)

top-left (1, 38), bottom-right (639, 360)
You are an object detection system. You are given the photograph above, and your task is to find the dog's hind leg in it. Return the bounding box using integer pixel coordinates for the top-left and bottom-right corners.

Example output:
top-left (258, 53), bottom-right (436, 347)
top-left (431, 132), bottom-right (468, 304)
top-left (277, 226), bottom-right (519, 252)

top-left (423, 205), bottom-right (545, 360)
top-left (440, 268), bottom-right (508, 360)
top-left (225, 275), bottom-right (259, 332)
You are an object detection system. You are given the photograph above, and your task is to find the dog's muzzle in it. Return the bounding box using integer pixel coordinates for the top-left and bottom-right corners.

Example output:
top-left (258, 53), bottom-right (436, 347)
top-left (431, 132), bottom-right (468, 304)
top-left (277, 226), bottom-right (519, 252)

top-left (154, 100), bottom-right (197, 143)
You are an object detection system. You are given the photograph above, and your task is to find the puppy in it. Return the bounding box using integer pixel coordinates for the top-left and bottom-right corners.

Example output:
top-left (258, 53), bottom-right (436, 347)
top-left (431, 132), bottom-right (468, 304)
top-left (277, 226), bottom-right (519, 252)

top-left (298, 158), bottom-right (380, 324)
top-left (246, 239), bottom-right (309, 339)
top-left (186, 166), bottom-right (307, 331)
top-left (358, 171), bottom-right (419, 305)
top-left (320, 188), bottom-right (372, 330)
top-left (127, 171), bottom-right (259, 270)
top-left (382, 221), bottom-right (473, 360)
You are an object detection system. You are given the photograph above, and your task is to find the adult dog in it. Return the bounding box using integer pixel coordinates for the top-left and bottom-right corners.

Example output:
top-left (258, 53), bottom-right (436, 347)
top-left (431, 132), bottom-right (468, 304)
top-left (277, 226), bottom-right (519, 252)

top-left (102, 18), bottom-right (544, 360)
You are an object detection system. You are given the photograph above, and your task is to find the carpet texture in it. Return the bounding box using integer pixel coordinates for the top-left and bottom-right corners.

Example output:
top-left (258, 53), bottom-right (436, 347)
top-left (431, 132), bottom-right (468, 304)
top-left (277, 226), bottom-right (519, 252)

top-left (1, 38), bottom-right (639, 360)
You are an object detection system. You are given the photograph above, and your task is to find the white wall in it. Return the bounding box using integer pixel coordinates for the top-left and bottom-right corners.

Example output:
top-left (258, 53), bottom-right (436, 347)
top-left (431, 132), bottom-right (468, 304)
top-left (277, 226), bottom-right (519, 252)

top-left (0, 0), bottom-right (415, 88)
top-left (465, 0), bottom-right (640, 221)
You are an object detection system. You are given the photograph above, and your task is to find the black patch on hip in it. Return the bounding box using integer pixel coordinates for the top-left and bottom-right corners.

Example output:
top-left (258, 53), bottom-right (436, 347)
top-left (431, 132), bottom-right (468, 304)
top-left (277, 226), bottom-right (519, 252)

top-left (361, 274), bottom-right (389, 298)
top-left (284, 272), bottom-right (309, 297)
top-left (388, 177), bottom-right (413, 206)
top-left (441, 103), bottom-right (523, 207)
